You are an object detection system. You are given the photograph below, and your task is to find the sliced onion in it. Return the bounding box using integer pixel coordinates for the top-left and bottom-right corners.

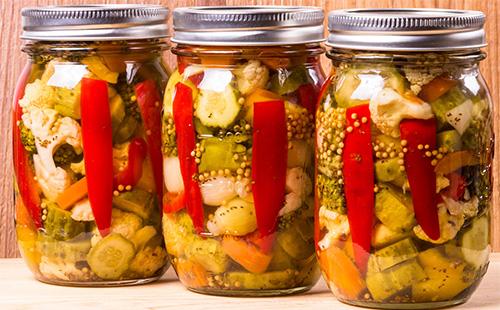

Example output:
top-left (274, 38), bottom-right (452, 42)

top-left (201, 176), bottom-right (237, 206)
top-left (163, 157), bottom-right (184, 193)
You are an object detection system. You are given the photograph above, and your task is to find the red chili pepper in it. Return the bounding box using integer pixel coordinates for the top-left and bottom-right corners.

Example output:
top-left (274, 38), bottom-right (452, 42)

top-left (114, 137), bottom-right (147, 189)
top-left (252, 100), bottom-right (288, 237)
top-left (80, 78), bottom-right (113, 237)
top-left (297, 83), bottom-right (318, 117)
top-left (442, 172), bottom-right (467, 201)
top-left (342, 104), bottom-right (375, 274)
top-left (172, 82), bottom-right (204, 233)
top-left (12, 64), bottom-right (42, 228)
top-left (135, 80), bottom-right (164, 201)
top-left (400, 118), bottom-right (440, 240)
top-left (163, 191), bottom-right (186, 214)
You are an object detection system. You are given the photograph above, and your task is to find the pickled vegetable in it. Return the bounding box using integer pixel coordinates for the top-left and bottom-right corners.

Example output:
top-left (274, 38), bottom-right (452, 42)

top-left (14, 41), bottom-right (168, 284)
top-left (316, 49), bottom-right (492, 305)
top-left (162, 45), bottom-right (321, 294)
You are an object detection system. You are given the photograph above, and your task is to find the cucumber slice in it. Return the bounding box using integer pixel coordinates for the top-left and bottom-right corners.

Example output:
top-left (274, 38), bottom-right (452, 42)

top-left (37, 234), bottom-right (91, 263)
top-left (224, 270), bottom-right (295, 290)
top-left (195, 85), bottom-right (241, 128)
top-left (277, 223), bottom-right (314, 260)
top-left (375, 186), bottom-right (415, 232)
top-left (368, 238), bottom-right (418, 272)
top-left (87, 233), bottom-right (135, 280)
top-left (437, 129), bottom-right (462, 152)
top-left (113, 115), bottom-right (138, 144)
top-left (131, 226), bottom-right (157, 251)
top-left (109, 95), bottom-right (126, 134)
top-left (198, 138), bottom-right (242, 173)
top-left (185, 238), bottom-right (228, 274)
top-left (112, 189), bottom-right (155, 221)
top-left (375, 158), bottom-right (404, 183)
top-left (44, 202), bottom-right (86, 241)
top-left (269, 66), bottom-right (309, 96)
top-left (460, 215), bottom-right (490, 268)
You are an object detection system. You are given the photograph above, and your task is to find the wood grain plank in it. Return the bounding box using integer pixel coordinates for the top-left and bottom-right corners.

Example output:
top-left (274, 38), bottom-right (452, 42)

top-left (0, 0), bottom-right (498, 257)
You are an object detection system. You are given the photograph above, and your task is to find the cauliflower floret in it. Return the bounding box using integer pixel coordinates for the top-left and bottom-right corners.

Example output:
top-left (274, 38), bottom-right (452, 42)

top-left (285, 167), bottom-right (313, 198)
top-left (279, 168), bottom-right (313, 217)
top-left (22, 107), bottom-right (82, 201)
top-left (443, 196), bottom-right (479, 219)
top-left (235, 60), bottom-right (269, 95)
top-left (18, 79), bottom-right (57, 109)
top-left (414, 203), bottom-right (464, 244)
top-left (110, 209), bottom-right (143, 239)
top-left (278, 192), bottom-right (302, 216)
top-left (39, 256), bottom-right (91, 281)
top-left (71, 199), bottom-right (94, 221)
top-left (317, 207), bottom-right (350, 250)
top-left (403, 66), bottom-right (443, 95)
top-left (70, 159), bottom-right (86, 176)
top-left (369, 88), bottom-right (434, 138)
top-left (128, 246), bottom-right (167, 278)
top-left (234, 177), bottom-right (251, 199)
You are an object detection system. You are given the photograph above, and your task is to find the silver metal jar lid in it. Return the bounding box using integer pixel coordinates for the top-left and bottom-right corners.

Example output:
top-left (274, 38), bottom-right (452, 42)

top-left (327, 9), bottom-right (486, 51)
top-left (21, 5), bottom-right (169, 41)
top-left (172, 6), bottom-right (324, 46)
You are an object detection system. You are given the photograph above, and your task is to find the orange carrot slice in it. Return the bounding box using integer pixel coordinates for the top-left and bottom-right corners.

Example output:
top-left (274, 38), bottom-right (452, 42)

top-left (221, 235), bottom-right (273, 274)
top-left (175, 258), bottom-right (209, 288)
top-left (56, 177), bottom-right (88, 210)
top-left (419, 76), bottom-right (458, 102)
top-left (434, 150), bottom-right (479, 175)
top-left (319, 246), bottom-right (366, 299)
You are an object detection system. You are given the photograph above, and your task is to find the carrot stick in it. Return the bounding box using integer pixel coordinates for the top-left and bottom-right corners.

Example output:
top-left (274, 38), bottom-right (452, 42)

top-left (319, 246), bottom-right (366, 299)
top-left (419, 76), bottom-right (457, 102)
top-left (221, 236), bottom-right (273, 274)
top-left (434, 150), bottom-right (479, 175)
top-left (56, 177), bottom-right (88, 210)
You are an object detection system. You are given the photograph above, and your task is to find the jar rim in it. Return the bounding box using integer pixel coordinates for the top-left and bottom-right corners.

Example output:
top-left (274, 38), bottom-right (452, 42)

top-left (172, 6), bottom-right (324, 46)
top-left (21, 5), bottom-right (169, 41)
top-left (327, 9), bottom-right (486, 51)
top-left (326, 48), bottom-right (487, 64)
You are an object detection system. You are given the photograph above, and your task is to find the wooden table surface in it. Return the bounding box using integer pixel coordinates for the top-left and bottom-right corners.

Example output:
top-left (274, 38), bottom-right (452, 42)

top-left (0, 254), bottom-right (499, 309)
top-left (1, 0), bottom-right (499, 258)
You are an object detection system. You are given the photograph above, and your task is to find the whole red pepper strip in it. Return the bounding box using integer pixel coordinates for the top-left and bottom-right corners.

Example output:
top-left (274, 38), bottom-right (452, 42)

top-left (400, 118), bottom-right (440, 240)
top-left (80, 78), bottom-right (113, 237)
top-left (135, 80), bottom-right (164, 202)
top-left (252, 100), bottom-right (288, 237)
top-left (342, 104), bottom-right (375, 274)
top-left (114, 137), bottom-right (147, 189)
top-left (172, 82), bottom-right (204, 233)
top-left (12, 64), bottom-right (42, 228)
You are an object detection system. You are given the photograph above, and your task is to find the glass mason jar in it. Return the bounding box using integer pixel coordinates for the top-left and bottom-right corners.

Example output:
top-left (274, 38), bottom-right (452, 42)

top-left (162, 7), bottom-right (325, 296)
top-left (315, 9), bottom-right (493, 309)
top-left (13, 5), bottom-right (171, 286)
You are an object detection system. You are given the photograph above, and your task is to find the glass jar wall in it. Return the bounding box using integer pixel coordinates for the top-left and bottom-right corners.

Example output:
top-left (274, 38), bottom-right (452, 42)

top-left (13, 6), bottom-right (170, 286)
top-left (162, 7), bottom-right (325, 296)
top-left (315, 9), bottom-right (493, 309)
